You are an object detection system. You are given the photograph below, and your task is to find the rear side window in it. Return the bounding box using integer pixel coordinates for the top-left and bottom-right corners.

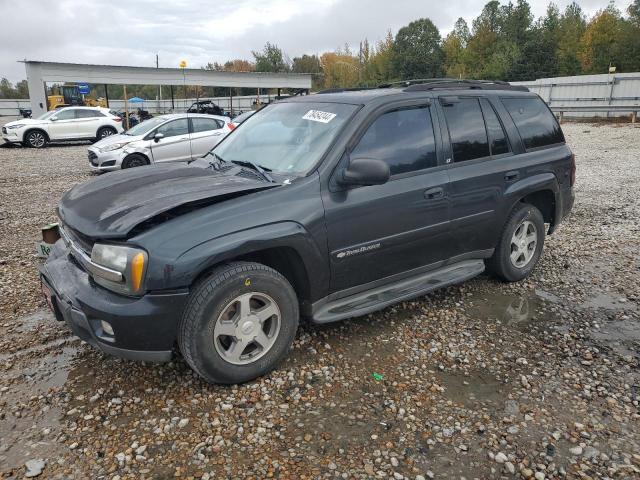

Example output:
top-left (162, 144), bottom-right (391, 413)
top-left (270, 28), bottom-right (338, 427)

top-left (76, 109), bottom-right (105, 118)
top-left (191, 117), bottom-right (222, 133)
top-left (351, 106), bottom-right (437, 176)
top-left (480, 98), bottom-right (510, 156)
top-left (502, 97), bottom-right (564, 150)
top-left (442, 98), bottom-right (490, 162)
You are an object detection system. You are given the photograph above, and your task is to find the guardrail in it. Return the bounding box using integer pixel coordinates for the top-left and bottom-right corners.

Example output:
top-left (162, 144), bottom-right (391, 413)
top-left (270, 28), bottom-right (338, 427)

top-left (549, 104), bottom-right (640, 123)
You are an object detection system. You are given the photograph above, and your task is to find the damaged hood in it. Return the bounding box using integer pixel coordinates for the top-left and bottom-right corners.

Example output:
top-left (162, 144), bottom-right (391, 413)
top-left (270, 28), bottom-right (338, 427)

top-left (58, 163), bottom-right (280, 239)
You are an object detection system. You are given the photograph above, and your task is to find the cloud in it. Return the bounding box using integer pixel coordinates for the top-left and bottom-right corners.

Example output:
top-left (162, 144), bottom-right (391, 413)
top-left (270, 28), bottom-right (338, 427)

top-left (0, 0), bottom-right (633, 83)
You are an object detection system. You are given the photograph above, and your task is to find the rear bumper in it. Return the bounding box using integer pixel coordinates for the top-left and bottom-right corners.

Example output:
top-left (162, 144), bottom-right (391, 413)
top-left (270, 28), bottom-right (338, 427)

top-left (40, 240), bottom-right (188, 362)
top-left (550, 185), bottom-right (574, 234)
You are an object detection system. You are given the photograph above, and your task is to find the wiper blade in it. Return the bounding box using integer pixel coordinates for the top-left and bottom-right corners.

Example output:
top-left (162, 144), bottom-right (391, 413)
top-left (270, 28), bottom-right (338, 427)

top-left (230, 160), bottom-right (274, 183)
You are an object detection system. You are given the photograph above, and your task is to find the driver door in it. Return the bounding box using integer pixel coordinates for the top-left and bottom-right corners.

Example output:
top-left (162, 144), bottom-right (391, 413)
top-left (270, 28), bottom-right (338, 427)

top-left (323, 103), bottom-right (452, 292)
top-left (149, 118), bottom-right (191, 163)
top-left (47, 109), bottom-right (79, 140)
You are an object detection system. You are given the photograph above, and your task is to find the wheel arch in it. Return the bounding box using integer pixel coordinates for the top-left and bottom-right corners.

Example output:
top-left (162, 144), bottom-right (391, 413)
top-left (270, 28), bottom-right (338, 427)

top-left (96, 125), bottom-right (117, 137)
top-left (171, 222), bottom-right (328, 315)
top-left (122, 152), bottom-right (150, 167)
top-left (504, 173), bottom-right (561, 234)
top-left (23, 128), bottom-right (49, 144)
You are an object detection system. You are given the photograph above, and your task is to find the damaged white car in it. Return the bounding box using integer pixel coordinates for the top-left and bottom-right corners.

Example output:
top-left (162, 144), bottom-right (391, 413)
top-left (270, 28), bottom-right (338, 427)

top-left (88, 113), bottom-right (232, 171)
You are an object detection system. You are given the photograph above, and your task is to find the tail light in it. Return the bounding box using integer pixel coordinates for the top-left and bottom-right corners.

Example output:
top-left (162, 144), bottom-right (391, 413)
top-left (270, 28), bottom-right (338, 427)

top-left (570, 153), bottom-right (576, 186)
top-left (227, 123), bottom-right (236, 131)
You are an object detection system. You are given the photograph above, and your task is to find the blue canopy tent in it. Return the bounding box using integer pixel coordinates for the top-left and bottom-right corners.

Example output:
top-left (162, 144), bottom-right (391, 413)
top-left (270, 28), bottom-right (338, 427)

top-left (128, 97), bottom-right (145, 103)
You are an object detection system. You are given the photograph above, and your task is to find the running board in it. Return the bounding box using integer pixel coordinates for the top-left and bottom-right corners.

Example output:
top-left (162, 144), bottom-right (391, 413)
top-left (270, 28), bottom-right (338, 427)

top-left (311, 260), bottom-right (485, 324)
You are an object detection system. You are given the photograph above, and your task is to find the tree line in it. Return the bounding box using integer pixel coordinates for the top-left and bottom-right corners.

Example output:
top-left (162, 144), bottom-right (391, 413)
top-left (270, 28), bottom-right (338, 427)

top-left (1, 0), bottom-right (639, 100)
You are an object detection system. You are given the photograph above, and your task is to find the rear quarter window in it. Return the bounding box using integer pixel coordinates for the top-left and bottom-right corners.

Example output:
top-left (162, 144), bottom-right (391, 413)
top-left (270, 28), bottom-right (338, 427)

top-left (502, 96), bottom-right (564, 150)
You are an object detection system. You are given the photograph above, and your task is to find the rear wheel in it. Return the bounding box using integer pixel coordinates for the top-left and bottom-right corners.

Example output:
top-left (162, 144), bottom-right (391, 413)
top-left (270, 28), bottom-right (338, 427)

top-left (25, 130), bottom-right (48, 148)
top-left (178, 262), bottom-right (299, 384)
top-left (486, 203), bottom-right (545, 282)
top-left (122, 154), bottom-right (148, 169)
top-left (95, 126), bottom-right (117, 142)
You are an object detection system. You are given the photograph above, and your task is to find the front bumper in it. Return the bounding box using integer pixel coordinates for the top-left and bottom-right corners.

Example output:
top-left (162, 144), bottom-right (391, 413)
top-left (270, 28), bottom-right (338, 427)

top-left (40, 239), bottom-right (189, 362)
top-left (2, 130), bottom-right (21, 144)
top-left (87, 146), bottom-right (124, 171)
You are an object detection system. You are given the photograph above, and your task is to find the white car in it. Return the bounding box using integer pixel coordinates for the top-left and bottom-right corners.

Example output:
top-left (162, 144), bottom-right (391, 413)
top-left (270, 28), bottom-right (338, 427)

top-left (1, 107), bottom-right (124, 148)
top-left (88, 113), bottom-right (232, 171)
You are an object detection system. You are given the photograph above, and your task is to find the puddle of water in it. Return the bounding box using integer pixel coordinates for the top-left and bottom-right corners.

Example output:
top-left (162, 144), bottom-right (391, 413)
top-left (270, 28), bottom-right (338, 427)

top-left (581, 292), bottom-right (637, 312)
top-left (436, 370), bottom-right (506, 407)
top-left (589, 318), bottom-right (640, 358)
top-left (461, 288), bottom-right (558, 328)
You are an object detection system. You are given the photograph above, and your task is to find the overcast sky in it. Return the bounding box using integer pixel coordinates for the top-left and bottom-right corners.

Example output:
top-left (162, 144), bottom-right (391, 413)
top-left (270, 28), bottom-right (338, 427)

top-left (0, 0), bottom-right (632, 83)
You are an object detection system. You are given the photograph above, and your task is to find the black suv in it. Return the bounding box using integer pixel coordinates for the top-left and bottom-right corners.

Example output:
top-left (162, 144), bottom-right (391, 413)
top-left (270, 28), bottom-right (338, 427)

top-left (41, 80), bottom-right (575, 384)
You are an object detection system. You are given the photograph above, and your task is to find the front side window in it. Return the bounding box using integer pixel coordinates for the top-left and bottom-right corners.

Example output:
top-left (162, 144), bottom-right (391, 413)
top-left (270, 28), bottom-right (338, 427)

top-left (213, 102), bottom-right (358, 174)
top-left (442, 97), bottom-right (489, 162)
top-left (156, 119), bottom-right (189, 138)
top-left (480, 98), bottom-right (510, 156)
top-left (191, 118), bottom-right (222, 133)
top-left (502, 96), bottom-right (564, 150)
top-left (53, 109), bottom-right (76, 121)
top-left (351, 106), bottom-right (437, 176)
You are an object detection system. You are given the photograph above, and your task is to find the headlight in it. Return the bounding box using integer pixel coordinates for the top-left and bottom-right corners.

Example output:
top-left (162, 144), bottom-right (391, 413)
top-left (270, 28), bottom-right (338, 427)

top-left (6, 124), bottom-right (25, 129)
top-left (100, 142), bottom-right (130, 152)
top-left (90, 244), bottom-right (148, 295)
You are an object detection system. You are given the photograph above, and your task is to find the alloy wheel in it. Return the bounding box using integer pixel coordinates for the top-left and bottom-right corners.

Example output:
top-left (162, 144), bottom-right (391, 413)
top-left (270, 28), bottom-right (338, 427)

top-left (213, 292), bottom-right (281, 365)
top-left (28, 132), bottom-right (46, 148)
top-left (509, 220), bottom-right (537, 268)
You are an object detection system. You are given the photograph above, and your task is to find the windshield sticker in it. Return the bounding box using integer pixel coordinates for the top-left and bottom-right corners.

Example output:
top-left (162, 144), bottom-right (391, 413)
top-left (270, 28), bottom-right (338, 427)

top-left (302, 110), bottom-right (336, 123)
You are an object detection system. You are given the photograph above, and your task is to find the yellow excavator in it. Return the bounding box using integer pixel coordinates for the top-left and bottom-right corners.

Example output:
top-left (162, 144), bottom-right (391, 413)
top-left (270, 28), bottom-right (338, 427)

top-left (47, 84), bottom-right (107, 110)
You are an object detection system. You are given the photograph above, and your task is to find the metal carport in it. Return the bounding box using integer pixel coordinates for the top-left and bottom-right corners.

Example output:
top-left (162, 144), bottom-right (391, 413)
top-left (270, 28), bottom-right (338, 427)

top-left (22, 60), bottom-right (313, 117)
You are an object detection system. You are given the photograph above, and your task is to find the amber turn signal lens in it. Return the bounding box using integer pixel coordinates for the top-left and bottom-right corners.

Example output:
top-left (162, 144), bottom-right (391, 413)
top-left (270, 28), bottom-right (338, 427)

top-left (131, 252), bottom-right (145, 292)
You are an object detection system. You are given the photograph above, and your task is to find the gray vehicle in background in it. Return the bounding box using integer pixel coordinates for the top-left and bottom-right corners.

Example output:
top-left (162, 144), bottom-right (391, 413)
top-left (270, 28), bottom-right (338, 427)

top-left (88, 113), bottom-right (232, 171)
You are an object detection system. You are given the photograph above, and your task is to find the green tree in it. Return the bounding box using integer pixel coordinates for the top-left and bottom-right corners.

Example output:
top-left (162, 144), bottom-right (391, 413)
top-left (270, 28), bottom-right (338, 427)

top-left (556, 2), bottom-right (587, 75)
top-left (443, 18), bottom-right (470, 78)
top-left (392, 18), bottom-right (444, 79)
top-left (252, 42), bottom-right (290, 73)
top-left (292, 54), bottom-right (323, 89)
top-left (579, 4), bottom-right (624, 73)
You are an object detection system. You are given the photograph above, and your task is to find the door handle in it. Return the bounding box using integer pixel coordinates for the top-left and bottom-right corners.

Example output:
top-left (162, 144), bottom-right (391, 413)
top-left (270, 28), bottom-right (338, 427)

top-left (505, 171), bottom-right (519, 181)
top-left (424, 187), bottom-right (444, 200)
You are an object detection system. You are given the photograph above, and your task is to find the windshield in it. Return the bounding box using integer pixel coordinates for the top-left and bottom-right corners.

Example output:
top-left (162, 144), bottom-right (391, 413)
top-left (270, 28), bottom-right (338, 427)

top-left (36, 111), bottom-right (57, 120)
top-left (124, 116), bottom-right (167, 136)
top-left (233, 110), bottom-right (255, 123)
top-left (213, 102), bottom-right (358, 174)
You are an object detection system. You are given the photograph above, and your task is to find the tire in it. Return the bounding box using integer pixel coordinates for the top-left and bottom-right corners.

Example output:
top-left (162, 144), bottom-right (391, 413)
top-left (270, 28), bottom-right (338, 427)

top-left (24, 130), bottom-right (48, 148)
top-left (178, 262), bottom-right (299, 384)
top-left (121, 154), bottom-right (148, 169)
top-left (486, 203), bottom-right (545, 282)
top-left (96, 127), bottom-right (117, 142)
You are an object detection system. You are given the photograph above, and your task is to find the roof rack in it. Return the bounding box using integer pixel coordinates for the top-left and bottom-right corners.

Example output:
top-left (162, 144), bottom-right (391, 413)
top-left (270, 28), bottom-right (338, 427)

top-left (400, 79), bottom-right (529, 92)
top-left (316, 86), bottom-right (379, 94)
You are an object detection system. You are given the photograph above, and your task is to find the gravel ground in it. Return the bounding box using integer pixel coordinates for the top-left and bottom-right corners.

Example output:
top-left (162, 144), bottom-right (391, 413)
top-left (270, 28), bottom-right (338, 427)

top-left (0, 124), bottom-right (639, 480)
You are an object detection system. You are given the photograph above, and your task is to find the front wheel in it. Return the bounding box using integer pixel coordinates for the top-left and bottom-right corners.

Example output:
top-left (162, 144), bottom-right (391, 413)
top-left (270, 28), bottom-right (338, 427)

top-left (178, 262), bottom-right (299, 384)
top-left (486, 203), bottom-right (545, 282)
top-left (25, 130), bottom-right (48, 148)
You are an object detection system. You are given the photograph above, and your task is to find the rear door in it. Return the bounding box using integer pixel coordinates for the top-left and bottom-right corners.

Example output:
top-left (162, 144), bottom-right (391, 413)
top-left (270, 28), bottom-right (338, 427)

top-left (75, 109), bottom-right (104, 138)
top-left (189, 117), bottom-right (226, 158)
top-left (149, 118), bottom-right (191, 163)
top-left (438, 95), bottom-right (513, 257)
top-left (323, 101), bottom-right (452, 292)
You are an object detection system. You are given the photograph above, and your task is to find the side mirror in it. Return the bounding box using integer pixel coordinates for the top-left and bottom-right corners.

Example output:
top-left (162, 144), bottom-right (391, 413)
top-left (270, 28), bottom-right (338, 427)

top-left (339, 158), bottom-right (390, 187)
top-left (50, 117), bottom-right (58, 122)
top-left (153, 132), bottom-right (165, 143)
